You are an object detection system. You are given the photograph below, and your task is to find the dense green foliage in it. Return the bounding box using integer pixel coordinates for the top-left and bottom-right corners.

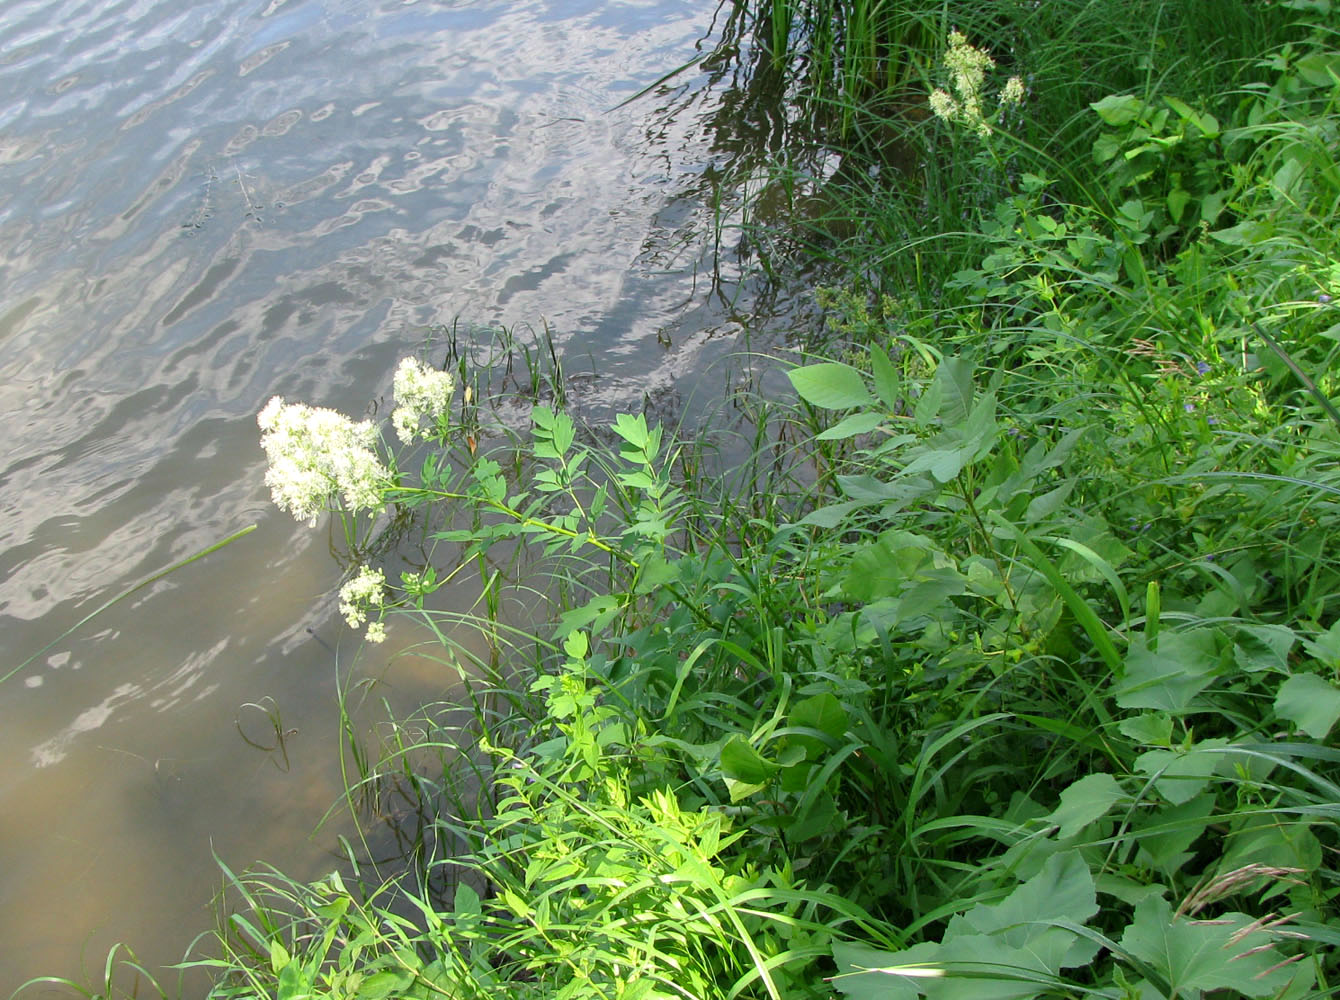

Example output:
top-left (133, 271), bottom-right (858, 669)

top-left (26, 1), bottom-right (1340, 998)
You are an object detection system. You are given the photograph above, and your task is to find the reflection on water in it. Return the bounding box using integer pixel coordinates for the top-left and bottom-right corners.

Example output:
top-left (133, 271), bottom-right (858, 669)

top-left (0, 0), bottom-right (819, 991)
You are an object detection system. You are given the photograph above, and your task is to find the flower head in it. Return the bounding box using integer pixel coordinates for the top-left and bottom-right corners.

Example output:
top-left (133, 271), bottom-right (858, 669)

top-left (391, 357), bottom-right (456, 444)
top-left (928, 32), bottom-right (1023, 138)
top-left (999, 75), bottom-right (1025, 107)
top-left (259, 397), bottom-right (389, 524)
top-left (339, 564), bottom-right (386, 642)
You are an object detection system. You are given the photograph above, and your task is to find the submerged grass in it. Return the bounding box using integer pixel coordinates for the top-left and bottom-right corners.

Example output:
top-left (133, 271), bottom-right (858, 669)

top-left (22, 1), bottom-right (1340, 997)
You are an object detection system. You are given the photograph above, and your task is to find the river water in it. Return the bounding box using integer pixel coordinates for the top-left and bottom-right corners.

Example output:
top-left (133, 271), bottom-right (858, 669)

top-left (0, 0), bottom-right (807, 991)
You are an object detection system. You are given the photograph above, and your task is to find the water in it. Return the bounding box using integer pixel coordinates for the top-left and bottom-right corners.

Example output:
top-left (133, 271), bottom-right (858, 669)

top-left (0, 0), bottom-right (806, 990)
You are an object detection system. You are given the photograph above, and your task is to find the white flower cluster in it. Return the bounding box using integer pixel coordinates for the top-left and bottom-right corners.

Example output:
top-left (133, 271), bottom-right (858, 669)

top-left (258, 397), bottom-right (389, 525)
top-left (391, 357), bottom-right (456, 444)
top-left (929, 30), bottom-right (1024, 138)
top-left (339, 564), bottom-right (386, 643)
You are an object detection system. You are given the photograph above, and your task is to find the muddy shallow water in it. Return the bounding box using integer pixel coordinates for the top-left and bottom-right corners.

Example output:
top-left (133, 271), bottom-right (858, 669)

top-left (0, 0), bottom-right (810, 990)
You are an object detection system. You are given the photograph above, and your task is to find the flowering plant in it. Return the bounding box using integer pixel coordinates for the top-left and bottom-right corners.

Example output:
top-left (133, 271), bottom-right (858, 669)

top-left (258, 355), bottom-right (679, 646)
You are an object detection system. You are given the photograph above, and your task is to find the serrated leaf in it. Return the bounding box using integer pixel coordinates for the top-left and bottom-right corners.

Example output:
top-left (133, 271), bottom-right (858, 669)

top-left (1275, 673), bottom-right (1340, 738)
top-left (1121, 896), bottom-right (1299, 997)
top-left (788, 362), bottom-right (875, 409)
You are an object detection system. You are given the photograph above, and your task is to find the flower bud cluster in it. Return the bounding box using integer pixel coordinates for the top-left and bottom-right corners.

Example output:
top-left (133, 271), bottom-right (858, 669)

top-left (929, 30), bottom-right (1024, 138)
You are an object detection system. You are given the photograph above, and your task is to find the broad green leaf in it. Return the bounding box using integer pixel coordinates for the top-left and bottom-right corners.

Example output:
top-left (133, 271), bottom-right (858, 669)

top-left (1133, 793), bottom-right (1215, 872)
top-left (871, 346), bottom-right (901, 411)
top-left (611, 411), bottom-right (650, 450)
top-left (960, 851), bottom-right (1098, 945)
top-left (1275, 672), bottom-right (1340, 738)
top-left (1121, 896), bottom-right (1299, 997)
top-left (1091, 93), bottom-right (1144, 126)
top-left (831, 941), bottom-right (934, 1000)
top-left (1220, 816), bottom-right (1321, 884)
top-left (791, 692), bottom-right (849, 742)
top-left (357, 971), bottom-right (412, 1000)
top-left (1134, 739), bottom-right (1228, 805)
top-left (1295, 51), bottom-right (1340, 88)
top-left (904, 444), bottom-right (972, 483)
top-left (276, 961), bottom-right (303, 1000)
top-left (563, 629), bottom-right (589, 661)
top-left (1166, 186), bottom-right (1191, 223)
top-left (719, 735), bottom-right (779, 785)
top-left (817, 411), bottom-right (888, 440)
top-left (1049, 773), bottom-right (1127, 839)
top-left (1118, 712), bottom-right (1173, 747)
top-left (454, 883), bottom-right (481, 917)
top-left (269, 940), bottom-right (291, 975)
top-left (833, 854), bottom-right (1098, 1000)
top-left (1115, 631), bottom-right (1219, 713)
top-left (933, 356), bottom-right (975, 426)
top-left (1233, 624), bottom-right (1295, 673)
top-left (788, 362), bottom-right (875, 409)
top-left (844, 530), bottom-right (933, 602)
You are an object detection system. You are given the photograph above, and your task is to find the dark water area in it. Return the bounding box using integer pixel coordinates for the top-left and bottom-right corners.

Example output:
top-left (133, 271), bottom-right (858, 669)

top-left (0, 0), bottom-right (816, 991)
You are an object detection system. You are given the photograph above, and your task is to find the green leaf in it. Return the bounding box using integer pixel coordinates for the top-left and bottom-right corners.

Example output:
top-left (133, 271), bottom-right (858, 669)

top-left (719, 735), bottom-right (779, 785)
top-left (933, 356), bottom-right (975, 426)
top-left (1118, 712), bottom-right (1173, 747)
top-left (871, 346), bottom-right (902, 411)
top-left (1115, 631), bottom-right (1219, 713)
top-left (831, 941), bottom-right (931, 1000)
top-left (1049, 773), bottom-right (1126, 839)
top-left (961, 851), bottom-right (1098, 943)
top-left (1133, 792), bottom-right (1215, 872)
top-left (1134, 739), bottom-right (1229, 805)
top-left (817, 411), bottom-right (888, 440)
top-left (788, 362), bottom-right (875, 409)
top-left (454, 883), bottom-right (481, 918)
top-left (563, 629), bottom-right (589, 661)
top-left (1275, 673), bottom-right (1340, 738)
top-left (1121, 896), bottom-right (1299, 997)
top-left (788, 693), bottom-right (850, 761)
top-left (357, 971), bottom-right (412, 999)
top-left (833, 853), bottom-right (1098, 1000)
top-left (1091, 93), bottom-right (1144, 126)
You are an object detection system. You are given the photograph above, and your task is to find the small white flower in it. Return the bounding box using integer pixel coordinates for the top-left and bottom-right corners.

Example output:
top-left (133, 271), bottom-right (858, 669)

top-left (258, 398), bottom-right (389, 524)
top-left (338, 565), bottom-right (385, 629)
top-left (363, 620), bottom-right (387, 644)
top-left (929, 88), bottom-right (957, 124)
top-left (928, 32), bottom-right (1021, 139)
top-left (391, 357), bottom-right (456, 444)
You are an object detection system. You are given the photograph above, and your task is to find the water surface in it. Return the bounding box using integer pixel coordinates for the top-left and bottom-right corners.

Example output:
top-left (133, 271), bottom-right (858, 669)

top-left (0, 0), bottom-right (802, 989)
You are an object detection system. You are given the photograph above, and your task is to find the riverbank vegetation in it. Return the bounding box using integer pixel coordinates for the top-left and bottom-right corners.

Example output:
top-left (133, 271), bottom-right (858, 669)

top-left (30, 0), bottom-right (1340, 997)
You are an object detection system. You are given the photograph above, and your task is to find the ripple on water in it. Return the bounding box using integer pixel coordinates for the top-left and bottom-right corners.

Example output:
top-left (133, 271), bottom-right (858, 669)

top-left (0, 0), bottom-right (770, 987)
